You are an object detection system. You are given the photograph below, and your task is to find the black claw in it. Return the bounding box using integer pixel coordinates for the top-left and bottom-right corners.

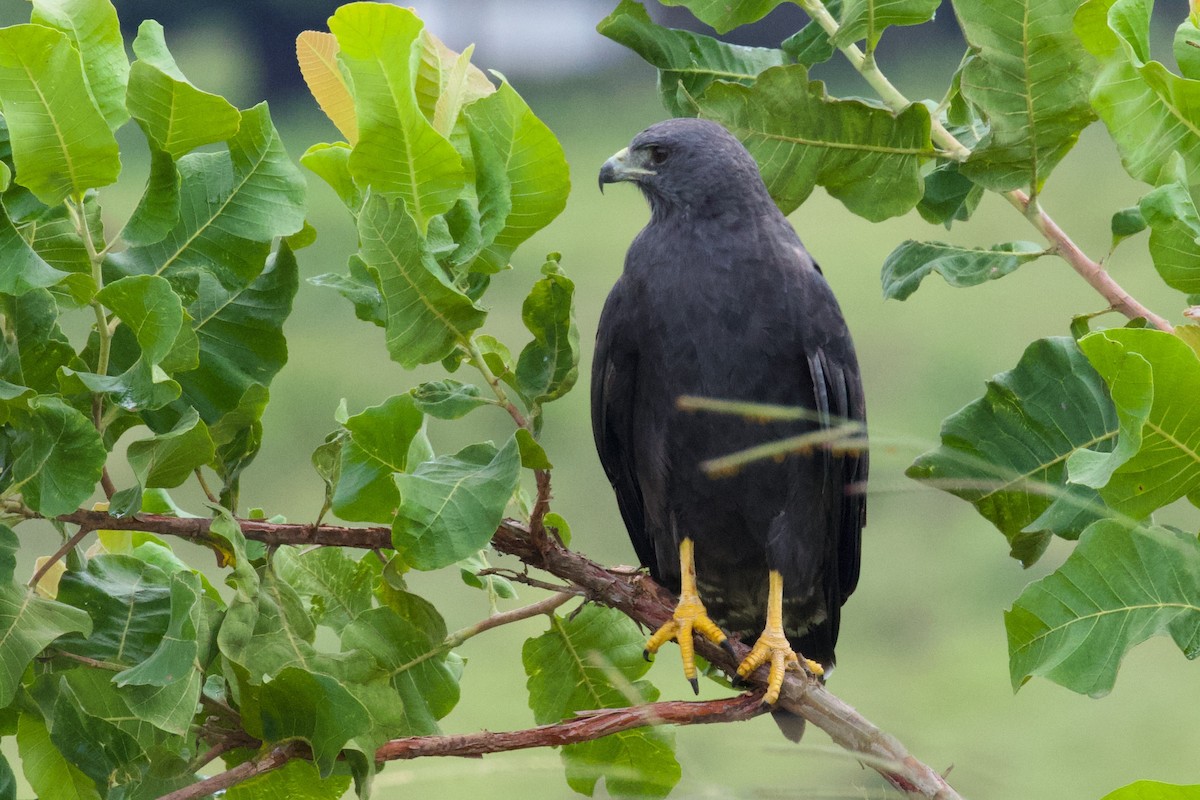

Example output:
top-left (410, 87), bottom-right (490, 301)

top-left (642, 649), bottom-right (652, 663)
top-left (730, 673), bottom-right (745, 689)
top-left (688, 676), bottom-right (699, 695)
top-left (720, 639), bottom-right (737, 658)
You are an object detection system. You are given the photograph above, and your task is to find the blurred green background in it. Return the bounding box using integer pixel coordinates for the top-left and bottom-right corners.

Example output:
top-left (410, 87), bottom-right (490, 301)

top-left (6, 0), bottom-right (1200, 797)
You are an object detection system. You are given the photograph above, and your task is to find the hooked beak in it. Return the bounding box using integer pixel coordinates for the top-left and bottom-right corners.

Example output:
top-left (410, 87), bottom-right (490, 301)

top-left (599, 147), bottom-right (655, 193)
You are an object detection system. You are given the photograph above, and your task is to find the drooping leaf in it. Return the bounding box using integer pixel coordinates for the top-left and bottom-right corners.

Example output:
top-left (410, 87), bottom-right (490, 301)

top-left (127, 24), bottom-right (240, 161)
top-left (7, 397), bottom-right (106, 518)
top-left (908, 337), bottom-right (1118, 565)
top-left (0, 526), bottom-right (92, 707)
top-left (465, 81), bottom-right (570, 272)
top-left (248, 667), bottom-right (371, 777)
top-left (0, 290), bottom-right (79, 395)
top-left (126, 410), bottom-right (215, 489)
top-left (31, 0), bottom-right (131, 130)
top-left (1076, 0), bottom-right (1200, 185)
top-left (16, 713), bottom-right (101, 800)
top-left (915, 161), bottom-right (984, 228)
top-left (13, 193), bottom-right (102, 307)
top-left (1070, 328), bottom-right (1200, 518)
top-left (524, 605), bottom-right (680, 799)
top-left (218, 563), bottom-right (319, 678)
top-left (0, 24), bottom-right (120, 205)
top-left (332, 394), bottom-right (425, 524)
top-left (296, 30), bottom-right (358, 144)
top-left (0, 200), bottom-right (69, 296)
top-left (410, 379), bottom-right (490, 419)
top-left (597, 0), bottom-right (788, 116)
top-left (515, 428), bottom-right (553, 470)
top-left (1176, 17), bottom-right (1200, 81)
top-left (341, 604), bottom-right (462, 736)
top-left (415, 31), bottom-right (495, 136)
top-left (952, 0), bottom-right (1096, 192)
top-left (123, 148), bottom-right (182, 247)
top-left (1006, 521), bottom-right (1200, 696)
top-left (781, 0), bottom-right (842, 66)
top-left (1111, 205), bottom-right (1147, 241)
top-left (657, 0), bottom-right (791, 34)
top-left (514, 258), bottom-right (580, 405)
top-left (881, 240), bottom-right (1044, 300)
top-left (357, 194), bottom-right (487, 368)
top-left (392, 435), bottom-right (521, 570)
top-left (301, 142), bottom-right (363, 212)
top-left (832, 0), bottom-right (940, 50)
top-left (225, 759), bottom-right (352, 800)
top-left (1101, 782), bottom-right (1200, 800)
top-left (1139, 159), bottom-right (1200, 294)
top-left (329, 2), bottom-right (464, 231)
top-left (696, 64), bottom-right (933, 220)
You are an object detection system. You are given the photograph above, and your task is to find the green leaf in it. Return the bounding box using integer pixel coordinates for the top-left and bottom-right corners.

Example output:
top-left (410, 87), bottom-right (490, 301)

top-left (31, 0), bottom-right (130, 131)
top-left (410, 379), bottom-right (490, 419)
top-left (357, 194), bottom-right (487, 368)
top-left (908, 337), bottom-right (1118, 565)
top-left (0, 290), bottom-right (79, 395)
top-left (218, 562), bottom-right (320, 678)
top-left (112, 571), bottom-right (213, 735)
top-left (952, 0), bottom-right (1096, 192)
top-left (781, 0), bottom-right (842, 66)
top-left (524, 605), bottom-right (679, 799)
top-left (123, 147), bottom-right (181, 248)
top-left (657, 0), bottom-right (790, 34)
top-left (55, 555), bottom-right (173, 666)
top-left (516, 428), bottom-right (553, 470)
top-left (310, 256), bottom-right (385, 328)
top-left (300, 142), bottom-right (362, 212)
top-left (330, 2), bottom-right (465, 231)
top-left (273, 546), bottom-right (375, 631)
top-left (127, 21), bottom-right (241, 159)
top-left (881, 240), bottom-right (1044, 301)
top-left (0, 199), bottom-right (69, 295)
top-left (464, 81), bottom-right (570, 272)
top-left (832, 0), bottom-right (940, 50)
top-left (127, 410), bottom-right (215, 489)
top-left (251, 667), bottom-right (370, 777)
top-left (332, 394), bottom-right (425, 524)
top-left (7, 397), bottom-right (106, 518)
top-left (597, 0), bottom-right (787, 116)
top-left (1139, 160), bottom-right (1200, 294)
top-left (16, 713), bottom-right (101, 800)
top-left (226, 759), bottom-right (352, 800)
top-left (111, 102), bottom-right (305, 291)
top-left (1175, 17), bottom-right (1200, 81)
top-left (341, 604), bottom-right (462, 736)
top-left (1070, 328), bottom-right (1200, 518)
top-left (1101, 782), bottom-right (1200, 800)
top-left (392, 435), bottom-right (521, 570)
top-left (0, 752), bottom-right (14, 800)
top-left (696, 64), bottom-right (933, 220)
top-left (1006, 522), bottom-right (1200, 696)
top-left (1111, 205), bottom-right (1147, 240)
top-left (0, 24), bottom-right (120, 205)
top-left (1077, 0), bottom-right (1200, 185)
top-left (514, 259), bottom-right (580, 405)
top-left (915, 161), bottom-right (983, 228)
top-left (0, 526), bottom-right (92, 706)
top-left (12, 195), bottom-right (102, 307)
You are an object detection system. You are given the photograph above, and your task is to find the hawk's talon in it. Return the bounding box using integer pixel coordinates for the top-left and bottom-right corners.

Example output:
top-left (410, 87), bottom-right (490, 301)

top-left (737, 628), bottom-right (802, 706)
top-left (643, 592), bottom-right (728, 689)
top-left (688, 676), bottom-right (699, 695)
top-left (642, 649), bottom-right (653, 663)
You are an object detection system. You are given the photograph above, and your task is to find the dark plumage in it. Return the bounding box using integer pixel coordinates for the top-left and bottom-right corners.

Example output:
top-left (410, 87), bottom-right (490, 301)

top-left (593, 119), bottom-right (867, 735)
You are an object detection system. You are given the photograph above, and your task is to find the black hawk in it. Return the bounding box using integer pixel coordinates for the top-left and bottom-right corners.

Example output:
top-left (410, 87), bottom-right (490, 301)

top-left (592, 119), bottom-right (867, 737)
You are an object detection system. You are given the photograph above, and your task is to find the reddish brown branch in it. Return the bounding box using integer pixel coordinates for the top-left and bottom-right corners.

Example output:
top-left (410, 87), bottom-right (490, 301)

top-left (377, 693), bottom-right (767, 761)
top-left (156, 743), bottom-right (300, 800)
top-left (51, 509), bottom-right (962, 798)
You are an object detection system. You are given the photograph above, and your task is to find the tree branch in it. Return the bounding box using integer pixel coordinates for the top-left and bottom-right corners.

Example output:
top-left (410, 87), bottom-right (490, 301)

top-left (376, 693), bottom-right (768, 761)
top-left (51, 509), bottom-right (962, 798)
top-left (156, 743), bottom-right (301, 800)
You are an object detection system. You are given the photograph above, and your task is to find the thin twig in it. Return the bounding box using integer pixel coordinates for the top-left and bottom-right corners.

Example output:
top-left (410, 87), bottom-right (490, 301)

top-left (99, 467), bottom-right (116, 500)
top-left (445, 592), bottom-right (574, 648)
top-left (529, 469), bottom-right (553, 538)
top-left (28, 524), bottom-right (93, 589)
top-left (194, 470), bottom-right (219, 504)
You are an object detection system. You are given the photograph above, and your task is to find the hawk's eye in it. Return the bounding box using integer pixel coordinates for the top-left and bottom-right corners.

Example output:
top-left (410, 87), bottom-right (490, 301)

top-left (647, 145), bottom-right (669, 165)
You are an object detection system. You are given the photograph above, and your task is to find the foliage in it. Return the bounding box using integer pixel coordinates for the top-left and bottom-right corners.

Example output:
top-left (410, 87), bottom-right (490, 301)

top-left (2, 0), bottom-right (1199, 798)
top-left (602, 0), bottom-right (1200, 797)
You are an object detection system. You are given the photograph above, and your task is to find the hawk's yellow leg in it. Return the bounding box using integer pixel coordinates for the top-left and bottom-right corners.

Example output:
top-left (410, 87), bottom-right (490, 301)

top-left (736, 570), bottom-right (824, 705)
top-left (643, 538), bottom-right (732, 693)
